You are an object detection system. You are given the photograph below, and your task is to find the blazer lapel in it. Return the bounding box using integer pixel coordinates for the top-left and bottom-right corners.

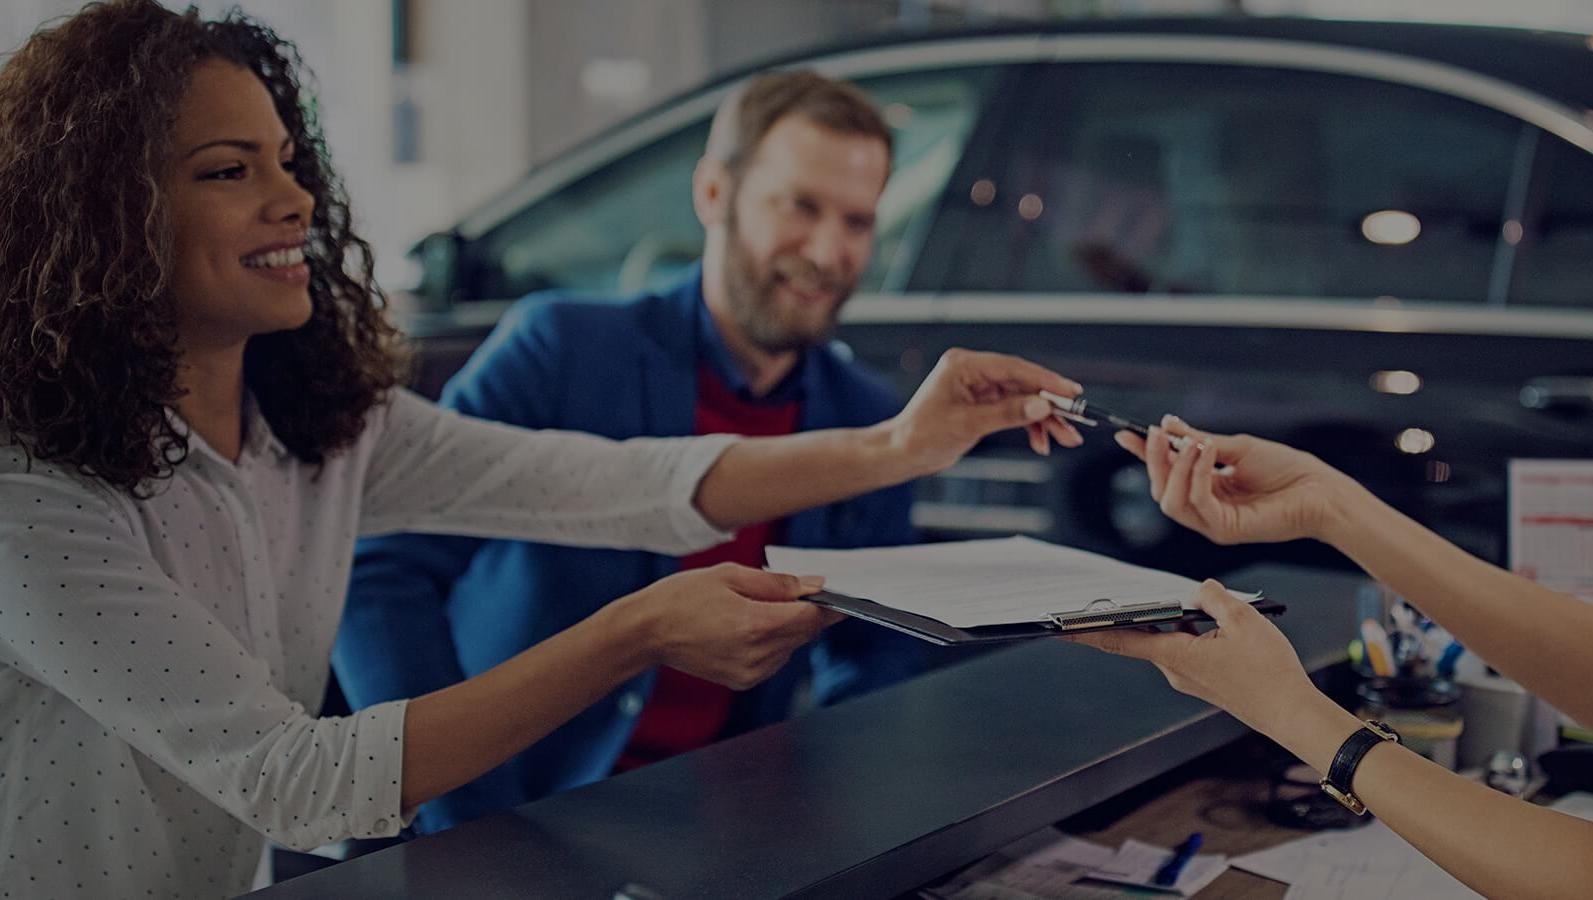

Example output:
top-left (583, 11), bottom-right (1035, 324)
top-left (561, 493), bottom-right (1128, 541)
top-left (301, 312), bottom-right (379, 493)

top-left (637, 276), bottom-right (700, 438)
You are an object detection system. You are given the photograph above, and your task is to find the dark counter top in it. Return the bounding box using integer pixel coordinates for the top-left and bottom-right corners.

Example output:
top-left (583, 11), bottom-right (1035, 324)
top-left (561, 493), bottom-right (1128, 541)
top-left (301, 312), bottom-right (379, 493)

top-left (246, 564), bottom-right (1364, 899)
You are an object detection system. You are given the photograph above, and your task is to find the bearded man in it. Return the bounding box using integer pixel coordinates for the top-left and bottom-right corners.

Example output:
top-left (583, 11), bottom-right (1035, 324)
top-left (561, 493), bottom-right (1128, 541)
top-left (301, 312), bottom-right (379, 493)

top-left (335, 70), bottom-right (927, 835)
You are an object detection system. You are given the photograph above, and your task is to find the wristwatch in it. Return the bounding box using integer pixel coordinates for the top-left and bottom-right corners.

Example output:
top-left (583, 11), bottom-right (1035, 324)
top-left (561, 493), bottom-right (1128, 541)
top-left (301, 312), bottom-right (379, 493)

top-left (1320, 719), bottom-right (1401, 815)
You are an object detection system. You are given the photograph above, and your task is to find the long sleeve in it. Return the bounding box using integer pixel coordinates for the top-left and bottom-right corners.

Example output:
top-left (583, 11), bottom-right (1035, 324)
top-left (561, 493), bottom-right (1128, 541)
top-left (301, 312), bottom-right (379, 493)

top-left (335, 298), bottom-right (577, 832)
top-left (0, 460), bottom-right (406, 853)
top-left (358, 388), bottom-right (736, 554)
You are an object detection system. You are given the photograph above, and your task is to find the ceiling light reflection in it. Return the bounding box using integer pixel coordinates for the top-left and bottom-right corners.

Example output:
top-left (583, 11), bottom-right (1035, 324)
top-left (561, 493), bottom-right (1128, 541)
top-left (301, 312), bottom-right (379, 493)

top-left (1371, 370), bottom-right (1422, 395)
top-left (1396, 428), bottom-right (1435, 454)
top-left (1362, 210), bottom-right (1421, 246)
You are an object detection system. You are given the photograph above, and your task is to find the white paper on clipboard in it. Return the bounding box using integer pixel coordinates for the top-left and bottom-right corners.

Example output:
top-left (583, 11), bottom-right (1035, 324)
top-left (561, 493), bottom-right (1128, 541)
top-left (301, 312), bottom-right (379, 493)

top-left (1508, 459), bottom-right (1593, 603)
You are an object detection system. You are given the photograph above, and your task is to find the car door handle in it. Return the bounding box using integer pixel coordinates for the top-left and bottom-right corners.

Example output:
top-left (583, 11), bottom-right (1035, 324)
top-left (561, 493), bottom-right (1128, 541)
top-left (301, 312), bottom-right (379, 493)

top-left (1520, 377), bottom-right (1593, 412)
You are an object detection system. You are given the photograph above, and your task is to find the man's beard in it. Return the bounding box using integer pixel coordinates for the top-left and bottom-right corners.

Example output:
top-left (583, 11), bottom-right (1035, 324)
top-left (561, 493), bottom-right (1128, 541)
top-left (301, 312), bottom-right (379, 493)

top-left (721, 208), bottom-right (857, 355)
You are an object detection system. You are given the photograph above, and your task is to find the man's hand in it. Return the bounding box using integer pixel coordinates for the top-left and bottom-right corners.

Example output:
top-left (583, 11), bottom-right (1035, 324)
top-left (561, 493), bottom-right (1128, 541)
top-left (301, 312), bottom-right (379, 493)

top-left (887, 348), bottom-right (1084, 476)
top-left (615, 563), bottom-right (842, 691)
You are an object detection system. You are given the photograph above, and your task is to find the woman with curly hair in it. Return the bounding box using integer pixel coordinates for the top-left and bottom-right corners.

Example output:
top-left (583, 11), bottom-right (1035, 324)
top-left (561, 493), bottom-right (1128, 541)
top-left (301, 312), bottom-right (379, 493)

top-left (0, 2), bottom-right (1081, 895)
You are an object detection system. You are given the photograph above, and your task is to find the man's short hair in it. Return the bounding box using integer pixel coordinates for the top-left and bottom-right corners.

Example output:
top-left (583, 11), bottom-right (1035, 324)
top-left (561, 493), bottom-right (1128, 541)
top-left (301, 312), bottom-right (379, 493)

top-left (705, 69), bottom-right (892, 177)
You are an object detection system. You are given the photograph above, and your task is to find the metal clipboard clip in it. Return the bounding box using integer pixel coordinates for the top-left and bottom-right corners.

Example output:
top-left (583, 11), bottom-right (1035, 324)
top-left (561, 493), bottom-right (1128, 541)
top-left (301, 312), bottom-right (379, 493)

top-left (1046, 598), bottom-right (1186, 632)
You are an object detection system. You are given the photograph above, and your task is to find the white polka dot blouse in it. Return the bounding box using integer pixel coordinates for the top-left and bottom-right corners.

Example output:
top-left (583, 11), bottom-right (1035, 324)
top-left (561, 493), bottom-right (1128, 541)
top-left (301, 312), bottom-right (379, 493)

top-left (0, 388), bottom-right (734, 899)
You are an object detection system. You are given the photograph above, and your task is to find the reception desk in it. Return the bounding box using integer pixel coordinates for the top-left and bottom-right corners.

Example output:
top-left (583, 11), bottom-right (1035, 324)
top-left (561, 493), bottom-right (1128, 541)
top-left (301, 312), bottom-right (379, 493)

top-left (247, 565), bottom-right (1364, 899)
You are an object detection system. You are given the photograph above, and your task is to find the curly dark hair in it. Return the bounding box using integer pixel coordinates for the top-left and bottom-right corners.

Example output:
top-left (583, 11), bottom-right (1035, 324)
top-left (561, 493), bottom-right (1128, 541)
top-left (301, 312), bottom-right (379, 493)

top-left (0, 0), bottom-right (404, 496)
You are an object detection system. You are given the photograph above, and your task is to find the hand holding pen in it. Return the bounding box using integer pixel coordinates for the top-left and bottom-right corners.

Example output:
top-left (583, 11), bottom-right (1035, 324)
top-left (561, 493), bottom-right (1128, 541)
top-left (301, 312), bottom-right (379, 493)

top-left (1092, 410), bottom-right (1358, 547)
top-left (1040, 391), bottom-right (1193, 450)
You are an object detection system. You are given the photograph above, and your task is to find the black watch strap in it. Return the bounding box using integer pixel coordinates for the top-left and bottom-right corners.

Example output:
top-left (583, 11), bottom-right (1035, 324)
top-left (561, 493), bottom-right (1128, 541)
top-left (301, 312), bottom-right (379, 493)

top-left (1320, 720), bottom-right (1400, 815)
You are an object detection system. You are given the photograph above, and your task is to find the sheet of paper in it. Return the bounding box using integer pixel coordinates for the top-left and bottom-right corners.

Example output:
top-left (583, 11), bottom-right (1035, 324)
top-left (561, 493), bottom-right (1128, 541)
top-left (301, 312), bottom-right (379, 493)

top-left (1011, 834), bottom-right (1117, 872)
top-left (1232, 820), bottom-right (1479, 899)
top-left (1509, 459), bottom-right (1593, 603)
top-left (767, 536), bottom-right (1257, 628)
top-left (1549, 791), bottom-right (1593, 821)
top-left (1282, 851), bottom-right (1476, 900)
top-left (928, 830), bottom-right (1122, 900)
top-left (1081, 838), bottom-right (1228, 896)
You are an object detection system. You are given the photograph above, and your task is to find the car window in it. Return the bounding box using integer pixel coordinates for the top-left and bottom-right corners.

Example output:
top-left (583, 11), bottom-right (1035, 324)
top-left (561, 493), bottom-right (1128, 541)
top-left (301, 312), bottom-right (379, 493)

top-left (853, 66), bottom-right (999, 291)
top-left (460, 66), bottom-right (998, 301)
top-left (1512, 133), bottom-right (1593, 309)
top-left (467, 121), bottom-right (710, 300)
top-left (917, 62), bottom-right (1524, 303)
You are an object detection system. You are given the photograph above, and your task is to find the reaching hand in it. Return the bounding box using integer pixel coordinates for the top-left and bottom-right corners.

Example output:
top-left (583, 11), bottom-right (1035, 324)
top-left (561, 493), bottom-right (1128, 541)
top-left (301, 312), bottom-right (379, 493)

top-left (889, 348), bottom-right (1084, 474)
top-left (1067, 580), bottom-right (1317, 735)
top-left (1115, 417), bottom-right (1354, 546)
top-left (620, 563), bottom-right (842, 691)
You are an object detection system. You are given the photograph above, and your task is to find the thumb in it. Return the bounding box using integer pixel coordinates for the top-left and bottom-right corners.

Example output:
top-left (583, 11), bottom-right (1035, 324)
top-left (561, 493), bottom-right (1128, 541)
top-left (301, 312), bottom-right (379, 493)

top-left (981, 394), bottom-right (1053, 435)
top-left (723, 566), bottom-right (823, 601)
top-left (1188, 579), bottom-right (1253, 628)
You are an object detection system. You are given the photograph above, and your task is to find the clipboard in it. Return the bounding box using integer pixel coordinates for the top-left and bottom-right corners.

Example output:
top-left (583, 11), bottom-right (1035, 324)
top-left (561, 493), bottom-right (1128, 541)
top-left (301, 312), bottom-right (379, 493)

top-left (809, 589), bottom-right (1285, 645)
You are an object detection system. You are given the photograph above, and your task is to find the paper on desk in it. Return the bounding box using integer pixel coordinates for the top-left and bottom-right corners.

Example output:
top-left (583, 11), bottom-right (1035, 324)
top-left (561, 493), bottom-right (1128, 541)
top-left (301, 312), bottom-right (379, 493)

top-left (1549, 791), bottom-right (1593, 821)
top-left (930, 829), bottom-right (1123, 900)
top-left (1232, 820), bottom-right (1479, 899)
top-left (1080, 838), bottom-right (1228, 896)
top-left (767, 536), bottom-right (1259, 628)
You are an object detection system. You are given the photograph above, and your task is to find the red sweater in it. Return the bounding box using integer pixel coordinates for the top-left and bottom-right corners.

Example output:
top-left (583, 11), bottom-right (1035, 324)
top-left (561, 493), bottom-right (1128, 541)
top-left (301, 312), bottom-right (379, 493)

top-left (613, 363), bottom-right (801, 772)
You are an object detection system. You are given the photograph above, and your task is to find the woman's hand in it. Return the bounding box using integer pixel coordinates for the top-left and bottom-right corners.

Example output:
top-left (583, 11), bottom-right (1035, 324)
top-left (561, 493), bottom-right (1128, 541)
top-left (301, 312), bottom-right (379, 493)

top-left (614, 563), bottom-right (842, 690)
top-left (1117, 417), bottom-right (1355, 546)
top-left (1067, 580), bottom-right (1319, 736)
top-left (888, 348), bottom-right (1084, 474)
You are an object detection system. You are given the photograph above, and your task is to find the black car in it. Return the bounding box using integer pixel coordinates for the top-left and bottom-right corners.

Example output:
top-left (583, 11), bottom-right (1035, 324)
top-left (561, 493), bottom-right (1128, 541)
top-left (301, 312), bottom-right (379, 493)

top-left (397, 16), bottom-right (1593, 579)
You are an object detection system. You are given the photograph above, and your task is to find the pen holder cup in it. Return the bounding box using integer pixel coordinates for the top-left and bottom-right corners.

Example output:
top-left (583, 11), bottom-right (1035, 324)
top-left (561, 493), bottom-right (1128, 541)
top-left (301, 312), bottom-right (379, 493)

top-left (1356, 676), bottom-right (1464, 770)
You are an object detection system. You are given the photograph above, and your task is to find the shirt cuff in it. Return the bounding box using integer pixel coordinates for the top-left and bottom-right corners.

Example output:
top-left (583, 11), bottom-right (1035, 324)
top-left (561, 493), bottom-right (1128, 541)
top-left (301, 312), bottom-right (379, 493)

top-left (667, 433), bottom-right (739, 550)
top-left (351, 699), bottom-right (410, 839)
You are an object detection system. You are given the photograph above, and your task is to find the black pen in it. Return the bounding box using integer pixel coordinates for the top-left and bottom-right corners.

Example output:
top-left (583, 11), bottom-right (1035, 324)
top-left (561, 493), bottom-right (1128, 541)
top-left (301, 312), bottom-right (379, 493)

top-left (1040, 390), bottom-right (1192, 451)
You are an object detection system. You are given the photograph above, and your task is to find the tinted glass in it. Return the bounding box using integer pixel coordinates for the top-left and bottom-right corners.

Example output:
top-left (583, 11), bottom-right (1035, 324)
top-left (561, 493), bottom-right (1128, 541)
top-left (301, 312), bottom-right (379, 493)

top-left (855, 66), bottom-right (998, 291)
top-left (1513, 133), bottom-right (1593, 308)
top-left (468, 121), bottom-right (710, 299)
top-left (920, 63), bottom-right (1522, 302)
top-left (461, 66), bottom-right (997, 300)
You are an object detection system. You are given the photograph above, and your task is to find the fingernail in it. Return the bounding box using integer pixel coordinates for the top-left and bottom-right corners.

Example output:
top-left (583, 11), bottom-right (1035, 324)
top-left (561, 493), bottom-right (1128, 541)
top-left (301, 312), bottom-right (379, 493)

top-left (798, 575), bottom-right (825, 590)
top-left (1113, 432), bottom-right (1132, 449)
top-left (1023, 397), bottom-right (1049, 421)
top-left (1161, 414), bottom-right (1175, 427)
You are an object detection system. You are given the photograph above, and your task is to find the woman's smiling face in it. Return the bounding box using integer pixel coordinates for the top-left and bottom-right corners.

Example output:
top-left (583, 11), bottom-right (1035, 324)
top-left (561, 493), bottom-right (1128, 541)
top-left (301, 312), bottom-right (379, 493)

top-left (163, 58), bottom-right (316, 351)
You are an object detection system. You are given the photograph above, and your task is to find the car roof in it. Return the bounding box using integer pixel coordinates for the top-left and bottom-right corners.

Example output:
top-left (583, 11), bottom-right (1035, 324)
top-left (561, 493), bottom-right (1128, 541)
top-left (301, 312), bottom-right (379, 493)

top-left (444, 16), bottom-right (1593, 244)
top-left (742, 17), bottom-right (1593, 111)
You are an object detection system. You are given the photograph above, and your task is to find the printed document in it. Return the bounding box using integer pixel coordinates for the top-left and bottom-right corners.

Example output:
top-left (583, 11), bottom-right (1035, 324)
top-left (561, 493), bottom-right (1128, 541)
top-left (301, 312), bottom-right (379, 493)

top-left (1231, 820), bottom-right (1478, 899)
top-left (766, 536), bottom-right (1257, 628)
top-left (1508, 459), bottom-right (1593, 603)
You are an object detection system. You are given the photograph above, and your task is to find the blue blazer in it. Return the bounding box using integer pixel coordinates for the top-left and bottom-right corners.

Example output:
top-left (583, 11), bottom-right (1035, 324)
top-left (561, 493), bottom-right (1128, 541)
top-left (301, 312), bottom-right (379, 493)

top-left (334, 269), bottom-right (923, 834)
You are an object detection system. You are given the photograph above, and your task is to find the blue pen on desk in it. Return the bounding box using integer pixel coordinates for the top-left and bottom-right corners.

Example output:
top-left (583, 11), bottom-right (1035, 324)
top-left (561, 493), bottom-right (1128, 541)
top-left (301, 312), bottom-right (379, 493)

top-left (1153, 831), bottom-right (1203, 887)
